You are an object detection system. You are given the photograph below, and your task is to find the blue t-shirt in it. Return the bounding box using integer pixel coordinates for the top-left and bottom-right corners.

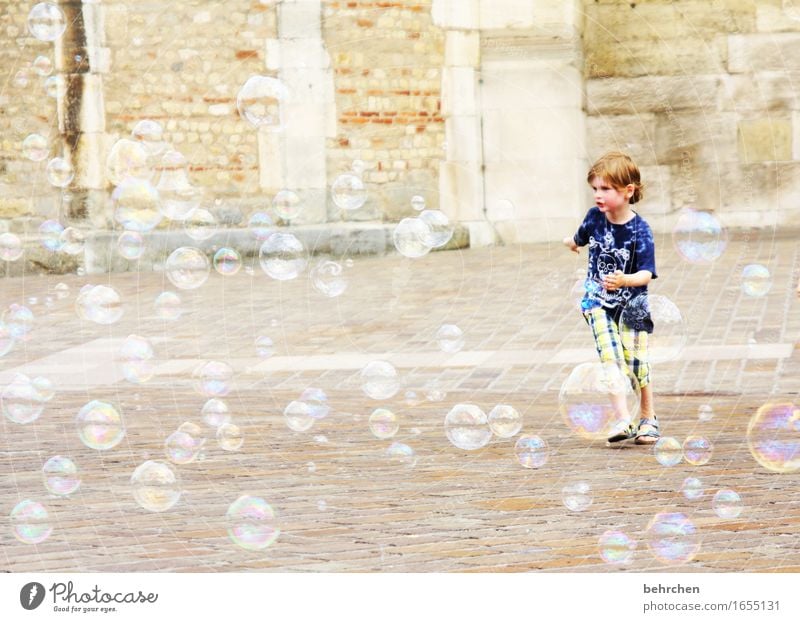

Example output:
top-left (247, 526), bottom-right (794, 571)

top-left (573, 206), bottom-right (658, 333)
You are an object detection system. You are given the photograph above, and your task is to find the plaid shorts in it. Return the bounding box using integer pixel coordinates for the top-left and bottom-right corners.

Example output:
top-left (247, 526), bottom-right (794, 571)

top-left (582, 307), bottom-right (651, 388)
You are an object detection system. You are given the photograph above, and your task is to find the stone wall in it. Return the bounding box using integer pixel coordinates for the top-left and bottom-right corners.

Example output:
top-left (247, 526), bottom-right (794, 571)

top-left (584, 0), bottom-right (800, 230)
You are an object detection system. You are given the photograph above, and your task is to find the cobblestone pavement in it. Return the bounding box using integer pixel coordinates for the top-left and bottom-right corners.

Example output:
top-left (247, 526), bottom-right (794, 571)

top-left (1, 228), bottom-right (799, 573)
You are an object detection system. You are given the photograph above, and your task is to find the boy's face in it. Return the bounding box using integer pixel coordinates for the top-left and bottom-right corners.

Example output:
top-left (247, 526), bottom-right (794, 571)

top-left (589, 176), bottom-right (633, 214)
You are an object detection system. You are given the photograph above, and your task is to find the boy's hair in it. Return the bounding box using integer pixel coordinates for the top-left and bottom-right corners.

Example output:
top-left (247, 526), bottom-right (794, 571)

top-left (587, 151), bottom-right (644, 204)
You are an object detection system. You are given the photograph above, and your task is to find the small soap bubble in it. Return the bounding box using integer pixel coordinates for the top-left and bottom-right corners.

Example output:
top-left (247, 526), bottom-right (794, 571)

top-left (193, 360), bottom-right (233, 397)
top-left (75, 284), bottom-right (123, 325)
top-left (273, 189), bottom-right (302, 220)
top-left (76, 400), bottom-right (125, 450)
top-left (307, 461), bottom-right (316, 473)
top-left (562, 481), bottom-right (592, 512)
top-left (226, 495), bottom-right (280, 551)
top-left (106, 138), bottom-right (152, 185)
top-left (202, 398), bottom-right (231, 428)
top-left (621, 294), bottom-right (686, 363)
top-left (310, 259), bottom-right (347, 297)
top-left (22, 134), bottom-right (48, 161)
top-left (43, 456), bottom-right (80, 496)
top-left (681, 476), bottom-right (704, 501)
top-left (217, 423), bottom-right (244, 451)
top-left (599, 530), bottom-right (636, 565)
top-left (683, 436), bottom-right (713, 466)
top-left (13, 68), bottom-right (29, 88)
top-left (154, 291), bottom-right (182, 320)
top-left (131, 460), bottom-right (181, 512)
top-left (164, 430), bottom-right (203, 465)
top-left (39, 219), bottom-right (64, 252)
top-left (410, 195), bottom-right (426, 212)
top-left (654, 437), bottom-right (683, 467)
top-left (10, 499), bottom-right (53, 544)
top-left (740, 264), bottom-right (772, 297)
top-left (488, 405), bottom-right (522, 438)
top-left (712, 489), bottom-right (742, 519)
top-left (28, 3), bottom-right (66, 41)
top-left (317, 499), bottom-right (327, 512)
top-left (54, 282), bottom-right (69, 299)
top-left (423, 380), bottom-right (446, 402)
top-left (386, 441), bottom-right (417, 468)
top-left (369, 408), bottom-right (399, 440)
top-left (300, 387), bottom-right (330, 419)
top-left (166, 247), bottom-right (210, 290)
top-left (44, 75), bottom-right (61, 98)
top-left (236, 75), bottom-right (289, 130)
top-left (254, 336), bottom-right (274, 359)
top-left (351, 160), bottom-right (366, 175)
top-left (213, 247), bottom-right (242, 276)
top-left (0, 233), bottom-right (23, 261)
top-left (331, 173), bottom-right (367, 211)
top-left (259, 233), bottom-right (307, 281)
top-left (514, 435), bottom-right (549, 468)
top-left (646, 512), bottom-right (700, 566)
top-left (248, 211), bottom-right (273, 240)
top-left (45, 157), bottom-right (74, 187)
top-left (746, 402), bottom-right (800, 473)
top-left (418, 209), bottom-right (454, 249)
top-left (156, 151), bottom-right (203, 220)
top-left (284, 400), bottom-right (314, 432)
top-left (0, 324), bottom-right (15, 358)
top-left (672, 209), bottom-right (727, 264)
top-left (436, 324), bottom-right (464, 353)
top-left (3, 304), bottom-right (35, 339)
top-left (59, 227), bottom-right (85, 256)
top-left (183, 207), bottom-right (217, 241)
top-left (444, 404), bottom-right (491, 451)
top-left (2, 374), bottom-right (45, 424)
top-left (112, 177), bottom-right (162, 232)
top-left (131, 119), bottom-right (167, 156)
top-left (360, 360), bottom-right (401, 400)
top-left (117, 231), bottom-right (145, 260)
top-left (698, 404), bottom-right (714, 422)
top-left (393, 217), bottom-right (431, 258)
top-left (314, 434), bottom-right (328, 444)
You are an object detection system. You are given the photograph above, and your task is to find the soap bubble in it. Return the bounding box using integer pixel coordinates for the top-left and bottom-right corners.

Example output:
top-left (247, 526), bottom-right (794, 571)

top-left (193, 360), bottom-right (233, 397)
top-left (76, 400), bottom-right (125, 450)
top-left (681, 476), bottom-right (704, 501)
top-left (226, 495), bottom-right (280, 550)
top-left (75, 284), bottom-right (124, 325)
top-left (436, 324), bottom-right (464, 353)
top-left (156, 150), bottom-right (203, 220)
top-left (747, 402), bottom-right (800, 473)
top-left (273, 189), bottom-right (302, 220)
top-left (43, 456), bottom-right (80, 496)
top-left (39, 219), bottom-right (64, 251)
top-left (672, 209), bottom-right (727, 264)
top-left (131, 460), bottom-right (181, 512)
top-left (54, 282), bottom-right (69, 299)
top-left (254, 335), bottom-right (274, 359)
top-left (27, 3), bottom-right (66, 41)
top-left (58, 227), bottom-right (85, 255)
top-left (487, 404), bottom-right (522, 438)
top-left (299, 388), bottom-right (330, 419)
top-left (154, 291), bottom-right (182, 320)
top-left (165, 247), bottom-right (210, 290)
top-left (621, 294), bottom-right (686, 363)
top-left (2, 374), bottom-right (45, 424)
top-left (131, 119), bottom-right (167, 156)
top-left (351, 159), bottom-right (366, 175)
top-left (237, 75), bottom-right (289, 130)
top-left (599, 530), bottom-right (636, 565)
top-left (444, 404), bottom-right (490, 451)
top-left (654, 437), bottom-right (683, 467)
top-left (46, 157), bottom-right (74, 187)
top-left (248, 211), bottom-right (273, 240)
top-left (419, 209), bottom-right (454, 248)
top-left (13, 68), bottom-right (29, 88)
top-left (117, 231), bottom-right (145, 260)
top-left (284, 400), bottom-right (314, 432)
top-left (410, 195), bottom-right (426, 211)
top-left (360, 360), bottom-right (401, 400)
top-left (386, 442), bottom-right (417, 468)
top-left (310, 259), bottom-right (347, 297)
top-left (683, 436), bottom-right (713, 466)
top-left (10, 499), bottom-right (52, 544)
top-left (562, 481), bottom-right (592, 512)
top-left (331, 173), bottom-right (367, 211)
top-left (22, 134), bottom-right (48, 161)
top-left (183, 207), bottom-right (217, 241)
top-left (393, 217), bottom-right (431, 258)
top-left (514, 435), bottom-right (549, 468)
top-left (213, 247), bottom-right (242, 276)
top-left (44, 75), bottom-right (61, 98)
top-left (698, 404), bottom-right (714, 422)
top-left (165, 430), bottom-right (203, 465)
top-left (217, 423), bottom-right (244, 451)
top-left (112, 177), bottom-right (162, 232)
top-left (3, 304), bottom-right (34, 339)
top-left (369, 408), bottom-right (399, 440)
top-left (32, 55), bottom-right (53, 76)
top-left (119, 334), bottom-right (155, 384)
top-left (559, 361), bottom-right (639, 440)
top-left (259, 233), bottom-right (307, 281)
top-left (713, 489), bottom-right (742, 519)
top-left (646, 512), bottom-right (700, 565)
top-left (0, 324), bottom-right (15, 357)
top-left (740, 264), bottom-right (772, 297)
top-left (32, 376), bottom-right (55, 402)
top-left (0, 233), bottom-right (23, 261)
top-left (202, 398), bottom-right (230, 428)
top-left (106, 138), bottom-right (152, 185)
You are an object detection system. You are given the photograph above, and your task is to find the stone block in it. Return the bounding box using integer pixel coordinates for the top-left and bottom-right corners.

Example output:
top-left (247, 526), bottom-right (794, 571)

top-left (636, 165), bottom-right (673, 216)
top-left (279, 0), bottom-right (321, 40)
top-left (494, 216), bottom-right (578, 244)
top-left (728, 32), bottom-right (800, 73)
top-left (533, 0), bottom-right (581, 27)
top-left (654, 112), bottom-right (738, 165)
top-left (737, 118), bottom-right (792, 162)
top-left (73, 132), bottom-right (107, 190)
top-left (275, 39), bottom-right (331, 70)
top-left (794, 111), bottom-right (800, 159)
top-left (587, 113), bottom-right (658, 166)
top-left (482, 106), bottom-right (585, 163)
top-left (57, 74), bottom-right (106, 134)
top-left (587, 75), bottom-right (722, 114)
top-left (431, 0), bottom-right (480, 30)
top-left (479, 0), bottom-right (536, 30)
top-left (756, 2), bottom-right (800, 33)
top-left (480, 62), bottom-right (583, 110)
top-left (444, 31), bottom-right (480, 67)
top-left (444, 115), bottom-right (482, 163)
top-left (438, 160), bottom-right (484, 221)
top-left (441, 67), bottom-right (478, 116)
top-left (280, 70), bottom-right (335, 105)
top-left (719, 72), bottom-right (800, 111)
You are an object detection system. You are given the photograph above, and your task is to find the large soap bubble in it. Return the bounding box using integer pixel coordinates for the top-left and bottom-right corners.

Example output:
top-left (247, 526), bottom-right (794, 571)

top-left (112, 177), bottom-right (163, 232)
top-left (393, 217), bottom-right (431, 258)
top-left (445, 403), bottom-right (491, 451)
top-left (106, 138), bottom-right (152, 185)
top-left (360, 360), bottom-right (400, 400)
top-left (672, 209), bottom-right (727, 264)
top-left (331, 173), bottom-right (366, 211)
top-left (76, 400), bottom-right (125, 450)
top-left (747, 402), bottom-right (800, 473)
top-left (27, 3), bottom-right (66, 41)
top-left (237, 75), bottom-right (289, 130)
top-left (645, 512), bottom-right (700, 566)
top-left (131, 460), bottom-right (181, 512)
top-left (165, 247), bottom-right (210, 290)
top-left (621, 294), bottom-right (686, 363)
top-left (10, 499), bottom-right (53, 544)
top-left (226, 495), bottom-right (280, 551)
top-left (75, 285), bottom-right (124, 325)
top-left (259, 233), bottom-right (307, 281)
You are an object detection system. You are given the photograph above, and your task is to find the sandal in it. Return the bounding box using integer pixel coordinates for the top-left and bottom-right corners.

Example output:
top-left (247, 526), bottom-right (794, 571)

top-left (635, 418), bottom-right (660, 445)
top-left (607, 422), bottom-right (638, 444)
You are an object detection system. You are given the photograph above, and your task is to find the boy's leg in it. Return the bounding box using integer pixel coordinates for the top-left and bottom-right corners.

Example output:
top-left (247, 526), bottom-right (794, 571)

top-left (619, 322), bottom-right (659, 443)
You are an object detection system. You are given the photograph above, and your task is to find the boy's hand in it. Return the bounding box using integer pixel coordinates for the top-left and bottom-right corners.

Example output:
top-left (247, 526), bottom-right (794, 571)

top-left (603, 270), bottom-right (627, 291)
top-left (563, 236), bottom-right (579, 254)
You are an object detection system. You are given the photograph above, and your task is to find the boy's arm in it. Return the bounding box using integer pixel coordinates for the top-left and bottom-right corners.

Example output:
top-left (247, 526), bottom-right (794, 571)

top-left (603, 270), bottom-right (652, 291)
top-left (563, 236), bottom-right (579, 253)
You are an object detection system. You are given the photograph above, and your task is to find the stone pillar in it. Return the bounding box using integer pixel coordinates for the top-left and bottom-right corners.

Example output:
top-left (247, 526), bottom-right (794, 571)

top-left (259, 0), bottom-right (335, 225)
top-left (56, 0), bottom-right (109, 227)
top-left (434, 0), bottom-right (587, 244)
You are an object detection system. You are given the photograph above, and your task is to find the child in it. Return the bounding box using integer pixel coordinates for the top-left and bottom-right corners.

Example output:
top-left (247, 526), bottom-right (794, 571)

top-left (563, 151), bottom-right (659, 445)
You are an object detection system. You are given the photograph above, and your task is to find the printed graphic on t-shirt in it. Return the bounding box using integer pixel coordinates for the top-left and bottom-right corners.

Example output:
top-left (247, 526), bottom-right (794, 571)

top-left (588, 230), bottom-right (633, 309)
